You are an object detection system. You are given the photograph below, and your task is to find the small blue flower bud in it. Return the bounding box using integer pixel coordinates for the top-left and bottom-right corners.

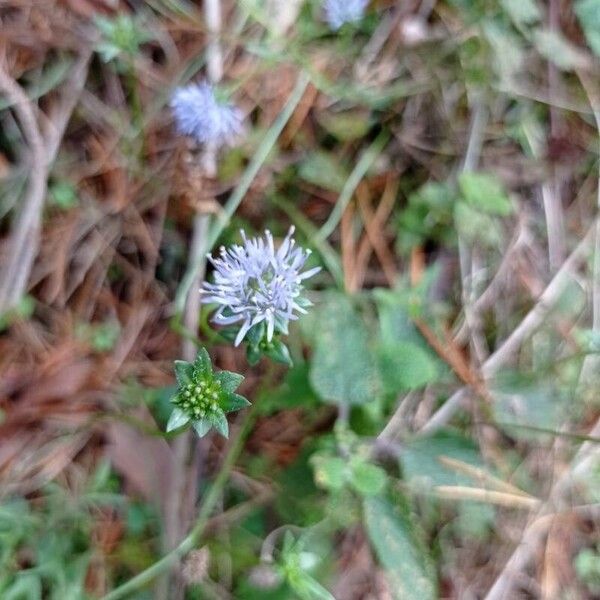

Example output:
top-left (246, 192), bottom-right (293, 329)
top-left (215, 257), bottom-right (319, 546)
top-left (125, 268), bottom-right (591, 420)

top-left (323, 0), bottom-right (369, 30)
top-left (170, 82), bottom-right (243, 147)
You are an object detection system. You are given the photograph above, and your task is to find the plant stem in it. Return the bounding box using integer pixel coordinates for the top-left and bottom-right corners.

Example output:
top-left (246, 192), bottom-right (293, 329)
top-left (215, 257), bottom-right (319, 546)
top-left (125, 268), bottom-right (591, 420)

top-left (271, 195), bottom-right (343, 287)
top-left (315, 129), bottom-right (390, 243)
top-left (101, 404), bottom-right (258, 600)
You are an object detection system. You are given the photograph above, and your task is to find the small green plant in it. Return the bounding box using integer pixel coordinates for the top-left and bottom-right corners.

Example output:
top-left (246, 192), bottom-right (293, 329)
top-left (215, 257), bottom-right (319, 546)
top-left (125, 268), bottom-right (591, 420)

top-left (75, 321), bottom-right (120, 352)
top-left (95, 14), bottom-right (150, 65)
top-left (167, 348), bottom-right (249, 438)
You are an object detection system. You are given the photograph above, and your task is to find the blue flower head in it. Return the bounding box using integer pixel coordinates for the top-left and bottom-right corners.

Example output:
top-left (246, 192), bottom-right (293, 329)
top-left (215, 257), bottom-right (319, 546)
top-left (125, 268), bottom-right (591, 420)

top-left (170, 82), bottom-right (242, 146)
top-left (201, 227), bottom-right (321, 347)
top-left (323, 0), bottom-right (369, 30)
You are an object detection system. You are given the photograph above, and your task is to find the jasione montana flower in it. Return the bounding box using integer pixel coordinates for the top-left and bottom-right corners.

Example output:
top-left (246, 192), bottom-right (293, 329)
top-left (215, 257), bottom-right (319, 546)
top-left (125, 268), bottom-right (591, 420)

top-left (167, 348), bottom-right (249, 438)
top-left (323, 0), bottom-right (369, 30)
top-left (201, 227), bottom-right (321, 347)
top-left (170, 82), bottom-right (242, 147)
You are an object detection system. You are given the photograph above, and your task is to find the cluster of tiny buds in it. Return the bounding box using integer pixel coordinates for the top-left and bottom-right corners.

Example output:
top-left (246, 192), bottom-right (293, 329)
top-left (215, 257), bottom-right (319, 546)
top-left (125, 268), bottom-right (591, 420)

top-left (174, 380), bottom-right (222, 419)
top-left (259, 338), bottom-right (275, 350)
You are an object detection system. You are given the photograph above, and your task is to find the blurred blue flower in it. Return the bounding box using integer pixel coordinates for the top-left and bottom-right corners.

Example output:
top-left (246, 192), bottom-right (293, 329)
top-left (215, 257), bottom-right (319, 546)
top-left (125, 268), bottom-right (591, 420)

top-left (170, 82), bottom-right (242, 146)
top-left (201, 227), bottom-right (321, 346)
top-left (323, 0), bottom-right (369, 30)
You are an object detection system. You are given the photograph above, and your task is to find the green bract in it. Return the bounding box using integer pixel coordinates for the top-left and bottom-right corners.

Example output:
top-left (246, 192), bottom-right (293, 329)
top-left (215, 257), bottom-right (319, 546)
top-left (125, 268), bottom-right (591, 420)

top-left (166, 348), bottom-right (249, 439)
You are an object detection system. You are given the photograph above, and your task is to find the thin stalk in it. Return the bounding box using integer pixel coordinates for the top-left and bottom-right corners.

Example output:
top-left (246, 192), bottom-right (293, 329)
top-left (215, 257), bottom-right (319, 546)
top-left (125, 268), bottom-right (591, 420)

top-left (101, 403), bottom-right (259, 600)
top-left (165, 0), bottom-right (224, 582)
top-left (271, 195), bottom-right (343, 287)
top-left (577, 70), bottom-right (600, 385)
top-left (315, 130), bottom-right (390, 243)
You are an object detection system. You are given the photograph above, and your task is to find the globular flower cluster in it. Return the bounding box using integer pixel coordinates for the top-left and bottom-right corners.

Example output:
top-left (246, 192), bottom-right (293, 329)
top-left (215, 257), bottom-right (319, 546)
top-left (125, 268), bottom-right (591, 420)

top-left (170, 82), bottom-right (243, 147)
top-left (201, 227), bottom-right (321, 347)
top-left (167, 348), bottom-right (249, 438)
top-left (172, 380), bottom-right (222, 421)
top-left (323, 0), bottom-right (369, 30)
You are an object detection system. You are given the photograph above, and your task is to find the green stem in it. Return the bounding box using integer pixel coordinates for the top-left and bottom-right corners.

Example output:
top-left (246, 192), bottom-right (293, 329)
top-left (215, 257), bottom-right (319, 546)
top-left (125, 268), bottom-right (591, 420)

top-left (315, 129), bottom-right (390, 243)
top-left (101, 404), bottom-right (258, 600)
top-left (174, 71), bottom-right (311, 315)
top-left (126, 59), bottom-right (143, 132)
top-left (271, 195), bottom-right (343, 287)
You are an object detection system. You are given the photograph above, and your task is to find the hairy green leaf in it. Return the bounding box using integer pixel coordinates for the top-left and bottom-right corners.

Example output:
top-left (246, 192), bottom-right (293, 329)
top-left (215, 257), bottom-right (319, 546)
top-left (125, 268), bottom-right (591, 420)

top-left (174, 360), bottom-right (193, 386)
top-left (210, 409), bottom-right (229, 439)
top-left (400, 430), bottom-right (483, 489)
top-left (501, 0), bottom-right (541, 25)
top-left (215, 370), bottom-right (245, 392)
top-left (222, 393), bottom-right (252, 413)
top-left (349, 460), bottom-right (387, 496)
top-left (310, 455), bottom-right (347, 491)
top-left (309, 293), bottom-right (381, 405)
top-left (166, 407), bottom-right (190, 432)
top-left (378, 341), bottom-right (438, 393)
top-left (364, 497), bottom-right (436, 600)
top-left (299, 152), bottom-right (348, 192)
top-left (458, 172), bottom-right (512, 216)
top-left (193, 419), bottom-right (212, 438)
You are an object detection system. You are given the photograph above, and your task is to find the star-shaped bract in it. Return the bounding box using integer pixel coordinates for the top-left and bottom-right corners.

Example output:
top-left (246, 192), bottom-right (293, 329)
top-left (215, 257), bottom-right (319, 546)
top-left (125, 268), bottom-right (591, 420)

top-left (166, 348), bottom-right (250, 438)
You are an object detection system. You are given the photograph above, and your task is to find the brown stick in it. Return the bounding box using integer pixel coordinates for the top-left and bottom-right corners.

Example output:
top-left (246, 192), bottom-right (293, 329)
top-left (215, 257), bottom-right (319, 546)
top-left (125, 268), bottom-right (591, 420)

top-left (0, 50), bottom-right (92, 312)
top-left (341, 200), bottom-right (357, 293)
top-left (353, 177), bottom-right (398, 289)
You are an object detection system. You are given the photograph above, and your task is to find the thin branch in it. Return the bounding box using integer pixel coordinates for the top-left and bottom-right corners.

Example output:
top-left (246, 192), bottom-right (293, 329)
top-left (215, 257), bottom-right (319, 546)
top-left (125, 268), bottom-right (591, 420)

top-left (433, 486), bottom-right (540, 510)
top-left (340, 199), bottom-right (356, 293)
top-left (315, 130), bottom-right (390, 243)
top-left (543, 0), bottom-right (566, 272)
top-left (355, 181), bottom-right (398, 286)
top-left (166, 0), bottom-right (225, 577)
top-left (352, 176), bottom-right (398, 290)
top-left (485, 418), bottom-right (600, 600)
top-left (459, 94), bottom-right (488, 365)
top-left (481, 225), bottom-right (595, 378)
top-left (453, 217), bottom-right (529, 344)
top-left (0, 50), bottom-right (91, 312)
top-left (576, 69), bottom-right (600, 385)
top-left (0, 66), bottom-right (48, 312)
top-left (421, 222), bottom-right (597, 433)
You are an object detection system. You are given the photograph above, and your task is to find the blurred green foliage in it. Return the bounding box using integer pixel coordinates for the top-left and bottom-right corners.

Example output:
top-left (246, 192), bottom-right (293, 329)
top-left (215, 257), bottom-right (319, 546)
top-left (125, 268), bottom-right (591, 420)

top-left (0, 463), bottom-right (158, 599)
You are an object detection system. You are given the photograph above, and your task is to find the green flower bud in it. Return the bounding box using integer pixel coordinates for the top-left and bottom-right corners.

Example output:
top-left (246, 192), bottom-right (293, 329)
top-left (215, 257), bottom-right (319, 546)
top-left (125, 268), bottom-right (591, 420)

top-left (167, 348), bottom-right (250, 439)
